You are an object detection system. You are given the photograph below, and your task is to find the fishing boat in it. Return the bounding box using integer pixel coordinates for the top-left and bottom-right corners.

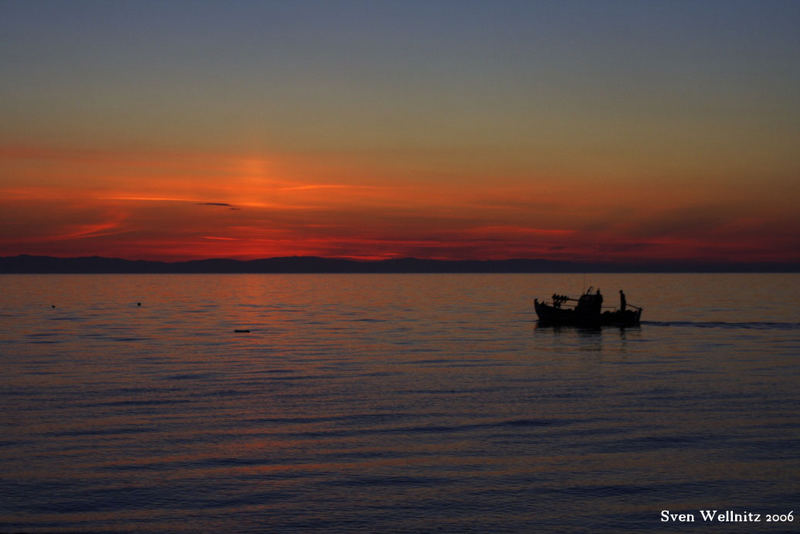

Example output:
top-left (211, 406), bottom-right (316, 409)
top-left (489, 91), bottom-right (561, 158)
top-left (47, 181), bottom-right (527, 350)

top-left (534, 287), bottom-right (642, 327)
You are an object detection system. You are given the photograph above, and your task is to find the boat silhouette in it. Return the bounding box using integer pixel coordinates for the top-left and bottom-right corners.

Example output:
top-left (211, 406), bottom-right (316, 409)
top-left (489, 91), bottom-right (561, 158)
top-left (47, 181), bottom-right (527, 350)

top-left (534, 287), bottom-right (642, 327)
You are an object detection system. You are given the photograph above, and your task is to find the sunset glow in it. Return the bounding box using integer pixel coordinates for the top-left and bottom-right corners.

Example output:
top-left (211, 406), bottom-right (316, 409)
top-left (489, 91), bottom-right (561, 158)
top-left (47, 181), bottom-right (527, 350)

top-left (2, 1), bottom-right (799, 264)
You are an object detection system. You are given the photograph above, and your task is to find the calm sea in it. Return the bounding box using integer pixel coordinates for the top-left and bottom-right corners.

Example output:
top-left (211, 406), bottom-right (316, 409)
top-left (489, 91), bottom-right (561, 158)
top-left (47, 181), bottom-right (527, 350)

top-left (1, 274), bottom-right (799, 533)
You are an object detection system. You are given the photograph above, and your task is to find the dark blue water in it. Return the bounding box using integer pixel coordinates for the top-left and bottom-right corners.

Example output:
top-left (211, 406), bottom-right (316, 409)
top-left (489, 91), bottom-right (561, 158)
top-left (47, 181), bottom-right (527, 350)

top-left (1, 274), bottom-right (798, 532)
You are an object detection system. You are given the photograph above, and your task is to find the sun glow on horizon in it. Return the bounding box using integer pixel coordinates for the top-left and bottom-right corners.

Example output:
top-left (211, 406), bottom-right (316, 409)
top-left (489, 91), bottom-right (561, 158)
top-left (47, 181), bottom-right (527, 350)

top-left (0, 142), bottom-right (797, 264)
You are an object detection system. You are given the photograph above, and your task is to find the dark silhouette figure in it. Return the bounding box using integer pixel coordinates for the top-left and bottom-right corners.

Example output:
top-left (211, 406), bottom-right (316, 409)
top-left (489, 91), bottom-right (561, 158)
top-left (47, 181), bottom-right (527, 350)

top-left (596, 289), bottom-right (602, 306)
top-left (619, 290), bottom-right (626, 311)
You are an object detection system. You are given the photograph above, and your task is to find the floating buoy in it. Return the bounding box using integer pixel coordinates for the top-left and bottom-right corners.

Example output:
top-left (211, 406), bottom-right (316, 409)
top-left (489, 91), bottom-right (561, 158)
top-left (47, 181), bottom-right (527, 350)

top-left (137, 302), bottom-right (142, 307)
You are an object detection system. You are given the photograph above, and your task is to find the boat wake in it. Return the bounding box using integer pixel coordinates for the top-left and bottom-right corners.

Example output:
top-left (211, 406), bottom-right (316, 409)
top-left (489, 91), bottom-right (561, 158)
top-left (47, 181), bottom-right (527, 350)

top-left (642, 321), bottom-right (800, 331)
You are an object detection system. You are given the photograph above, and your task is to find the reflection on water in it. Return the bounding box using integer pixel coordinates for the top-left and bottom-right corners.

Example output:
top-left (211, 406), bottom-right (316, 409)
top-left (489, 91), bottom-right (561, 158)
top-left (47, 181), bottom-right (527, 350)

top-left (1, 274), bottom-right (799, 533)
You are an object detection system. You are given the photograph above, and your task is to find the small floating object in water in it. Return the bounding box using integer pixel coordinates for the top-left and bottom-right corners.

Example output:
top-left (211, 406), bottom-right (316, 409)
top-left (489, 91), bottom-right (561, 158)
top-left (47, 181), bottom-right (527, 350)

top-left (51, 305), bottom-right (56, 309)
top-left (137, 302), bottom-right (142, 307)
top-left (234, 329), bottom-right (251, 333)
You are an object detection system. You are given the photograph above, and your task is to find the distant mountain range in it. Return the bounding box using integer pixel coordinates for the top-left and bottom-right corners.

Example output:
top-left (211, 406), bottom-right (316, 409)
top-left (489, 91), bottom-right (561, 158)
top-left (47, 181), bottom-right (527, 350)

top-left (1, 255), bottom-right (798, 273)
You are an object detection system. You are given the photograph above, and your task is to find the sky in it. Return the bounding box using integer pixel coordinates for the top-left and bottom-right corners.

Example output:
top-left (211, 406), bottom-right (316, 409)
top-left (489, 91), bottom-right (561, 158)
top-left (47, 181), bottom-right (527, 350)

top-left (1, 0), bottom-right (799, 263)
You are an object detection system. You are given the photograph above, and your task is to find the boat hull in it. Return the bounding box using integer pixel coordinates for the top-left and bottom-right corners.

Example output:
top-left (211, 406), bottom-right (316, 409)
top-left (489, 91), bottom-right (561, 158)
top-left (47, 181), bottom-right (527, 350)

top-left (534, 299), bottom-right (641, 327)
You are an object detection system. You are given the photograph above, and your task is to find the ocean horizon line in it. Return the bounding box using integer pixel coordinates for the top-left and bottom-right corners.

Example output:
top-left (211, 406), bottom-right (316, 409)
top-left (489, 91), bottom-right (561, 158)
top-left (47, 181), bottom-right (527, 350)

top-left (1, 254), bottom-right (799, 274)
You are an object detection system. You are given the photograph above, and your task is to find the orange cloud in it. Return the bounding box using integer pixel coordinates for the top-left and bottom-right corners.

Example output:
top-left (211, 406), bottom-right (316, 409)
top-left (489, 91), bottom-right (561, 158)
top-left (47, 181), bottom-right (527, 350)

top-left (1, 144), bottom-right (798, 263)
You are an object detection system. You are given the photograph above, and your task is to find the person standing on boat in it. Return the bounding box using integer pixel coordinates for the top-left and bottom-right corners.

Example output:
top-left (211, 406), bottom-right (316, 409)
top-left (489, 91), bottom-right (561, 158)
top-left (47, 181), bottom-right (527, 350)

top-left (619, 290), bottom-right (626, 311)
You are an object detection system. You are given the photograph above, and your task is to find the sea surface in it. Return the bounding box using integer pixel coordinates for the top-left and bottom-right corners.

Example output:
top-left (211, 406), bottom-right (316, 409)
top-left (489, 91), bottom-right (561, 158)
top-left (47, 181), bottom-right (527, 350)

top-left (1, 273), bottom-right (799, 533)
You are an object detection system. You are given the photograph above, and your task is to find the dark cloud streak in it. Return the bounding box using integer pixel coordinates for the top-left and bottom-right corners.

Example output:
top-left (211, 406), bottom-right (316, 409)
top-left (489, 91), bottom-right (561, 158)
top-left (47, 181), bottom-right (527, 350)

top-left (197, 202), bottom-right (241, 211)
